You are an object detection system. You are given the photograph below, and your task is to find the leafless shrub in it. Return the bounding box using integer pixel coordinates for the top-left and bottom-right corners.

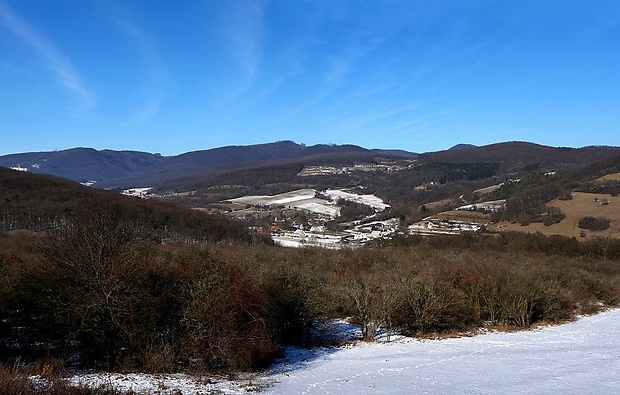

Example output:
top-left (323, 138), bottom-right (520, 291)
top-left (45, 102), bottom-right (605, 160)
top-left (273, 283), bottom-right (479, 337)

top-left (3, 218), bottom-right (620, 374)
top-left (344, 275), bottom-right (396, 341)
top-left (397, 274), bottom-right (472, 334)
top-left (181, 255), bottom-right (276, 371)
top-left (0, 362), bottom-right (122, 395)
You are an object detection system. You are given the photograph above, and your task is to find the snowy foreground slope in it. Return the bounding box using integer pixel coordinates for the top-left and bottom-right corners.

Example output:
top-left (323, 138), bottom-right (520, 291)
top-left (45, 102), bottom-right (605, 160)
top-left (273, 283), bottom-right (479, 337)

top-left (73, 309), bottom-right (620, 394)
top-left (264, 310), bottom-right (620, 395)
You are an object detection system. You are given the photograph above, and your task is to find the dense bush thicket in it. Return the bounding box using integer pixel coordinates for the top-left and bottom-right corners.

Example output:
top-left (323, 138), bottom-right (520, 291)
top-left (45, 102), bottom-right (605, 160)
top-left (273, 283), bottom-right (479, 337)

top-left (578, 216), bottom-right (611, 231)
top-left (387, 231), bottom-right (620, 261)
top-left (578, 180), bottom-right (620, 196)
top-left (2, 205), bottom-right (620, 374)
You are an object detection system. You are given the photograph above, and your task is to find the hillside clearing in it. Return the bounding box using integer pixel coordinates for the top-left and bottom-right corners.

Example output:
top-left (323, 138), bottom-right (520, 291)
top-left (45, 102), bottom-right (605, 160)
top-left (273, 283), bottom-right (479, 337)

top-left (491, 192), bottom-right (620, 239)
top-left (595, 172), bottom-right (620, 182)
top-left (473, 183), bottom-right (502, 195)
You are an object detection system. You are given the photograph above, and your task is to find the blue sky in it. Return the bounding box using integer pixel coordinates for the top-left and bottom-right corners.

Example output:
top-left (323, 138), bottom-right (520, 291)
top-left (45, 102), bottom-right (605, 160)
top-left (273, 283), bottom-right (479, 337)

top-left (1, 0), bottom-right (619, 156)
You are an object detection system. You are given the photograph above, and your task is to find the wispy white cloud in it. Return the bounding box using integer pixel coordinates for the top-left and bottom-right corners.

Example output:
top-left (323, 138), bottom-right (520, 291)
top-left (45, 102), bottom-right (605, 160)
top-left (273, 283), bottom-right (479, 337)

top-left (339, 99), bottom-right (435, 131)
top-left (130, 97), bottom-right (162, 125)
top-left (0, 0), bottom-right (96, 107)
top-left (205, 0), bottom-right (269, 109)
top-left (221, 0), bottom-right (269, 79)
top-left (324, 37), bottom-right (384, 84)
top-left (111, 17), bottom-right (169, 124)
top-left (254, 58), bottom-right (305, 102)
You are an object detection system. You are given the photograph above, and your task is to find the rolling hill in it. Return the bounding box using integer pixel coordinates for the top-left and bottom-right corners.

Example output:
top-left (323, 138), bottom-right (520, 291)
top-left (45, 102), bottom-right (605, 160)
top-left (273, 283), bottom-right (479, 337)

top-left (0, 148), bottom-right (165, 184)
top-left (3, 141), bottom-right (619, 190)
top-left (0, 166), bottom-right (254, 244)
top-left (420, 142), bottom-right (620, 168)
top-left (0, 141), bottom-right (418, 189)
top-left (3, 141), bottom-right (620, 224)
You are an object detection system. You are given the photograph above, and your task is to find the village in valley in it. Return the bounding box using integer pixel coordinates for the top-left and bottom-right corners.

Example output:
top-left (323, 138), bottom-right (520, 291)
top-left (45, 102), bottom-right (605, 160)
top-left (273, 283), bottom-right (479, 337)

top-left (220, 188), bottom-right (396, 248)
top-left (213, 187), bottom-right (503, 249)
top-left (119, 164), bottom-right (620, 248)
top-left (119, 162), bottom-right (513, 248)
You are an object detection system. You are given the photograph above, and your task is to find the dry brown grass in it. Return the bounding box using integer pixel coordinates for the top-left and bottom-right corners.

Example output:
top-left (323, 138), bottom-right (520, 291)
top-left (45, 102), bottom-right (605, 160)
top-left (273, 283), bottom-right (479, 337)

top-left (0, 363), bottom-right (122, 395)
top-left (434, 210), bottom-right (491, 224)
top-left (474, 184), bottom-right (502, 195)
top-left (421, 198), bottom-right (461, 211)
top-left (595, 172), bottom-right (620, 182)
top-left (490, 192), bottom-right (620, 239)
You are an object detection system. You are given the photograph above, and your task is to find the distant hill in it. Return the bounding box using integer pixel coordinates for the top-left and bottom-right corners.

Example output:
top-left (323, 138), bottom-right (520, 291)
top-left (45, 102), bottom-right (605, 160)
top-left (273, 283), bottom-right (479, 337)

top-left (421, 142), bottom-right (620, 168)
top-left (0, 166), bottom-right (253, 244)
top-left (100, 141), bottom-right (385, 188)
top-left (154, 149), bottom-right (402, 193)
top-left (3, 141), bottom-right (619, 191)
top-left (447, 144), bottom-right (477, 151)
top-left (371, 148), bottom-right (418, 157)
top-left (5, 140), bottom-right (620, 243)
top-left (0, 148), bottom-right (165, 184)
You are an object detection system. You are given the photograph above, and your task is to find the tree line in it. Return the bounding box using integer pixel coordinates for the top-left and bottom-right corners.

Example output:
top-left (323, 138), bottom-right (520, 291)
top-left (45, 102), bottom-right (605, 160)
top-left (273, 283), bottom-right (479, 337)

top-left (1, 167), bottom-right (257, 244)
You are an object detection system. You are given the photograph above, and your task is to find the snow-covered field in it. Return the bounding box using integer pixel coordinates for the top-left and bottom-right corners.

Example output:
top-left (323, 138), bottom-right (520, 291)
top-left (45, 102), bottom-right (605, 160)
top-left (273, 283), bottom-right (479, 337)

top-left (324, 189), bottom-right (390, 211)
top-left (229, 189), bottom-right (341, 218)
top-left (227, 188), bottom-right (389, 219)
top-left (265, 310), bottom-right (620, 394)
top-left (70, 309), bottom-right (620, 394)
top-left (271, 233), bottom-right (345, 249)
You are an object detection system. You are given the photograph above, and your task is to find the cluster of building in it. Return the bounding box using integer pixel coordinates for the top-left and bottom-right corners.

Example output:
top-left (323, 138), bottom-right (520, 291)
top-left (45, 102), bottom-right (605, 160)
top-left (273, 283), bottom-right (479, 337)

top-left (121, 187), bottom-right (153, 198)
top-left (270, 217), bottom-right (402, 249)
top-left (408, 219), bottom-right (484, 236)
top-left (297, 162), bottom-right (410, 177)
top-left (455, 200), bottom-right (505, 213)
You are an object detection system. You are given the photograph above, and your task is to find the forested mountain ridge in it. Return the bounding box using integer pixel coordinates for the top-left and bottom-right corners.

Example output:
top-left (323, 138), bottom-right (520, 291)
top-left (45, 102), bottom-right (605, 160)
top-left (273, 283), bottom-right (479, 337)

top-left (0, 141), bottom-right (413, 188)
top-left (0, 148), bottom-right (165, 185)
top-left (4, 141), bottom-right (616, 190)
top-left (421, 142), bottom-right (620, 168)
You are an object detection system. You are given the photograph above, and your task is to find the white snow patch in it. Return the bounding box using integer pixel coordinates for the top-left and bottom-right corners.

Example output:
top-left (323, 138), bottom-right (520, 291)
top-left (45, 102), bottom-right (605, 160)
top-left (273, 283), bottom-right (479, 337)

top-left (272, 233), bottom-right (345, 249)
top-left (296, 202), bottom-right (341, 217)
top-left (68, 372), bottom-right (264, 394)
top-left (228, 189), bottom-right (389, 219)
top-left (121, 187), bottom-right (153, 198)
top-left (270, 191), bottom-right (316, 205)
top-left (264, 309), bottom-right (620, 394)
top-left (324, 189), bottom-right (389, 211)
top-left (456, 199), bottom-right (505, 212)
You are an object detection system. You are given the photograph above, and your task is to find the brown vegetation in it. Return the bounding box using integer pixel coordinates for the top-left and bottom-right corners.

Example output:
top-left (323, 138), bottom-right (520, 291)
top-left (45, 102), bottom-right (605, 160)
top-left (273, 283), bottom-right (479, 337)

top-left (2, 204), bottom-right (620, 376)
top-left (578, 217), bottom-right (611, 231)
top-left (0, 166), bottom-right (257, 244)
top-left (3, 157), bottom-right (620, 384)
top-left (0, 363), bottom-right (121, 395)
